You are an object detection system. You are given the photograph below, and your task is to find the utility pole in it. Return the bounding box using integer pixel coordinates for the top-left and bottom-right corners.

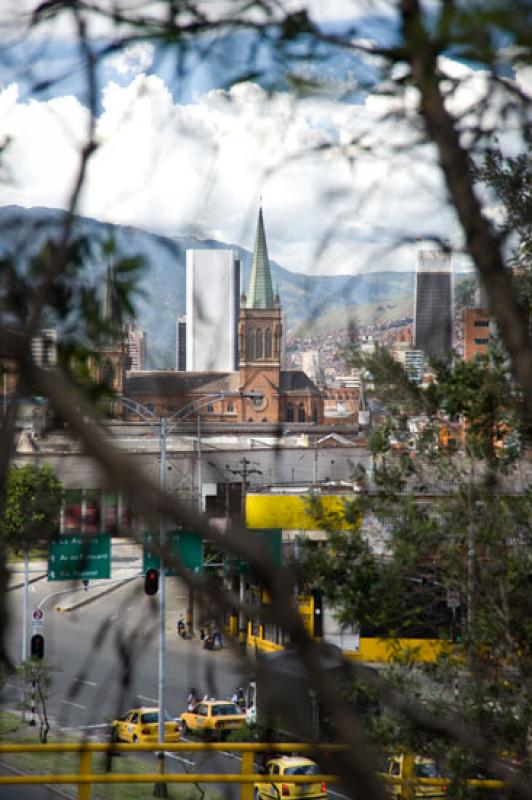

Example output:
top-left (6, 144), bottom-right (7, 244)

top-left (225, 458), bottom-right (262, 643)
top-left (156, 417), bottom-right (168, 799)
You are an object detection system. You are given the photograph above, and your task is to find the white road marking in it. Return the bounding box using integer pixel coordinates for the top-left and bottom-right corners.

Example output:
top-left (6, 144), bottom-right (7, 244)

top-left (329, 791), bottom-right (350, 800)
top-left (109, 614), bottom-right (118, 621)
top-left (136, 694), bottom-right (158, 704)
top-left (222, 751), bottom-right (242, 761)
top-left (74, 679), bottom-right (98, 687)
top-left (165, 752), bottom-right (196, 767)
top-left (60, 700), bottom-right (86, 710)
top-left (60, 723), bottom-right (110, 731)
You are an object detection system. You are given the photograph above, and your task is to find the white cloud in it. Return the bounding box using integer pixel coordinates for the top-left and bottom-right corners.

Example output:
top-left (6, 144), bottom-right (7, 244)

top-left (108, 43), bottom-right (155, 78)
top-left (0, 57), bottom-right (523, 276)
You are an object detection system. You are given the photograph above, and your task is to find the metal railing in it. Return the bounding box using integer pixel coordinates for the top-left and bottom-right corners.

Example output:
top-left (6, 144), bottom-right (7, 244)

top-left (0, 741), bottom-right (507, 800)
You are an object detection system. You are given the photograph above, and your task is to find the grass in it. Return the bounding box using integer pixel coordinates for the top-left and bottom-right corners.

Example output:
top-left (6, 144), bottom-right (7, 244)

top-left (0, 711), bottom-right (219, 799)
top-left (7, 546), bottom-right (49, 563)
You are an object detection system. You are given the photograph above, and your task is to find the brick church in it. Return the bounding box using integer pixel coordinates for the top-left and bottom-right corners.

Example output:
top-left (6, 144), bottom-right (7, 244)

top-left (123, 208), bottom-right (325, 424)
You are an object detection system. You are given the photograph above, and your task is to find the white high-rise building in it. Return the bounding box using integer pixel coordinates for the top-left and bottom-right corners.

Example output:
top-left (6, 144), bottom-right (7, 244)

top-left (31, 329), bottom-right (57, 367)
top-left (126, 323), bottom-right (147, 371)
top-left (186, 249), bottom-right (240, 372)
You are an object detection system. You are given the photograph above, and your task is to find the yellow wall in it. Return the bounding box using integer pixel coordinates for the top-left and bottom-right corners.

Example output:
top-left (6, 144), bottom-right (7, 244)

top-left (246, 494), bottom-right (361, 530)
top-left (347, 637), bottom-right (451, 663)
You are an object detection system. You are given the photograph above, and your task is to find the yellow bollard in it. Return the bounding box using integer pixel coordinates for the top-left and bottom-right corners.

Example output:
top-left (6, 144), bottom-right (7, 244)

top-left (240, 750), bottom-right (255, 800)
top-left (78, 748), bottom-right (92, 800)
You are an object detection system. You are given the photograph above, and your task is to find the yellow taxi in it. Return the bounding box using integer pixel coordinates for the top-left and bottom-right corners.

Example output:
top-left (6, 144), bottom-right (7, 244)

top-left (255, 756), bottom-right (328, 800)
top-left (180, 699), bottom-right (246, 735)
top-left (112, 707), bottom-right (181, 743)
top-left (385, 755), bottom-right (446, 799)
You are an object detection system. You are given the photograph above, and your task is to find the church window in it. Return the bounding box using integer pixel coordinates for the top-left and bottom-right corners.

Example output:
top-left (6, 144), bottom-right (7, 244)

top-left (286, 403), bottom-right (294, 422)
top-left (103, 359), bottom-right (114, 389)
top-left (265, 328), bottom-right (272, 358)
top-left (246, 328), bottom-right (255, 361)
top-left (207, 404), bottom-right (214, 413)
top-left (274, 325), bottom-right (281, 355)
top-left (255, 329), bottom-right (263, 358)
top-left (227, 403), bottom-right (234, 413)
top-left (312, 405), bottom-right (318, 423)
top-left (298, 403), bottom-right (306, 422)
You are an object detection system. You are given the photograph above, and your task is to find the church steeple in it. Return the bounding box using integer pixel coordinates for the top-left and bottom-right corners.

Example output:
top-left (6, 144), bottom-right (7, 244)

top-left (246, 206), bottom-right (275, 309)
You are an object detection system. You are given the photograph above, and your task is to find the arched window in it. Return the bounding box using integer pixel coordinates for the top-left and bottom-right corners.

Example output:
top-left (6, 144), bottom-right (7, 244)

top-left (227, 403), bottom-right (234, 413)
top-left (264, 328), bottom-right (272, 358)
top-left (274, 325), bottom-right (280, 355)
top-left (298, 403), bottom-right (306, 422)
top-left (255, 329), bottom-right (263, 359)
top-left (312, 404), bottom-right (318, 423)
top-left (286, 403), bottom-right (294, 422)
top-left (246, 328), bottom-right (255, 361)
top-left (102, 359), bottom-right (114, 389)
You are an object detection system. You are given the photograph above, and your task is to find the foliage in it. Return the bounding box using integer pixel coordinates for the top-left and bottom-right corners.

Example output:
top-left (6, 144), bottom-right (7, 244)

top-left (0, 464), bottom-right (62, 555)
top-left (302, 341), bottom-right (532, 757)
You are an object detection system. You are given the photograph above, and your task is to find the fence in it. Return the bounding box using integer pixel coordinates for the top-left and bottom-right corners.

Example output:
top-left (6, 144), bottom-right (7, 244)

top-left (0, 741), bottom-right (506, 800)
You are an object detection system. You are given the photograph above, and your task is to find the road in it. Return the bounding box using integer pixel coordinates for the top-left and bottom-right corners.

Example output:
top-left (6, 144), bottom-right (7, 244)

top-left (2, 570), bottom-right (250, 798)
top-left (3, 568), bottom-right (349, 800)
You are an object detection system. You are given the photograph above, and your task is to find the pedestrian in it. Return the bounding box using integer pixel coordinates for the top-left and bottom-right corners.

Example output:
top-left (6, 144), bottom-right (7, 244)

top-left (213, 624), bottom-right (222, 650)
top-left (177, 615), bottom-right (186, 639)
top-left (187, 688), bottom-right (199, 712)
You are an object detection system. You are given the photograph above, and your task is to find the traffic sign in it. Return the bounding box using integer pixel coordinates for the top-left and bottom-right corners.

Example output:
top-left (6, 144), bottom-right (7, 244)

top-left (31, 609), bottom-right (45, 627)
top-left (143, 531), bottom-right (203, 576)
top-left (446, 589), bottom-right (460, 609)
top-left (226, 529), bottom-right (282, 576)
top-left (48, 534), bottom-right (111, 581)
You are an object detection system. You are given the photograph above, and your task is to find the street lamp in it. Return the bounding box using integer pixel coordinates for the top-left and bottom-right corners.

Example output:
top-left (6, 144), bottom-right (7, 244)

top-left (120, 390), bottom-right (263, 747)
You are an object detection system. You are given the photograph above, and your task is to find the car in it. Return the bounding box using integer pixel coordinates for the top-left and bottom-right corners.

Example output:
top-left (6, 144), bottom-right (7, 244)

top-left (112, 707), bottom-right (181, 743)
top-left (180, 699), bottom-right (247, 735)
top-left (255, 756), bottom-right (328, 800)
top-left (385, 755), bottom-right (446, 799)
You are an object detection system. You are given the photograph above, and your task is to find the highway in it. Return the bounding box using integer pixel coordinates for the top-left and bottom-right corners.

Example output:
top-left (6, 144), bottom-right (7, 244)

top-left (3, 567), bottom-right (350, 800)
top-left (3, 571), bottom-right (250, 798)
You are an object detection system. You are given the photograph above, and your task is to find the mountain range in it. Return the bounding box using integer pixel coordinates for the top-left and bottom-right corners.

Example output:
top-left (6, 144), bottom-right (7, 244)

top-left (0, 205), bottom-right (466, 368)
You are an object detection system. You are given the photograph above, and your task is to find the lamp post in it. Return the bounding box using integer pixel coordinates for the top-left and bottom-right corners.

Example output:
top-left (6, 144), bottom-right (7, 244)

top-left (121, 389), bottom-right (263, 739)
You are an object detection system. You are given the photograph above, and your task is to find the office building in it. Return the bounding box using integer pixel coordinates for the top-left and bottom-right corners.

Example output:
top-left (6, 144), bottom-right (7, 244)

top-left (126, 324), bottom-right (148, 371)
top-left (392, 342), bottom-right (424, 384)
top-left (186, 249), bottom-right (240, 372)
top-left (414, 249), bottom-right (453, 362)
top-left (301, 350), bottom-right (322, 384)
top-left (176, 316), bottom-right (187, 371)
top-left (463, 307), bottom-right (492, 361)
top-left (31, 329), bottom-right (57, 367)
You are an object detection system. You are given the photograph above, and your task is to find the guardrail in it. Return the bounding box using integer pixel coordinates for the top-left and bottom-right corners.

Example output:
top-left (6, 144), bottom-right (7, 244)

top-left (0, 741), bottom-right (507, 800)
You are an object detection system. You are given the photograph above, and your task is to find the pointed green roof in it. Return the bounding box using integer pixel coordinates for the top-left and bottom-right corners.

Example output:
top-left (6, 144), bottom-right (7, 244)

top-left (246, 207), bottom-right (275, 309)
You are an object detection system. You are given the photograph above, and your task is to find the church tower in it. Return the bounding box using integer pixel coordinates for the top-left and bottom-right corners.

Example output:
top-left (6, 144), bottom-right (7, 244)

top-left (92, 263), bottom-right (129, 405)
top-left (238, 207), bottom-right (282, 422)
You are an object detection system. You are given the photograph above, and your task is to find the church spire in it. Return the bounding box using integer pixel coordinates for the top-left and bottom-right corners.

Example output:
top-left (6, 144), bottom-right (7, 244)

top-left (246, 206), bottom-right (275, 309)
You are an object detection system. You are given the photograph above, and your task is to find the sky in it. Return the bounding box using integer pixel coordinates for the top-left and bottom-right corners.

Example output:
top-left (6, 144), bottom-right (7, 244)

top-left (0, 1), bottom-right (530, 277)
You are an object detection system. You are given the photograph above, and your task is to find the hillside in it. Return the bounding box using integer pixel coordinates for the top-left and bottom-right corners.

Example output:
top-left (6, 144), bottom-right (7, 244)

top-left (0, 206), bottom-right (469, 367)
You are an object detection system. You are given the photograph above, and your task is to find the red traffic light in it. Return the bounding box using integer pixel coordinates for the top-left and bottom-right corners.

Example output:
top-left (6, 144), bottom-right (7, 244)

top-left (31, 634), bottom-right (45, 660)
top-left (144, 567), bottom-right (159, 595)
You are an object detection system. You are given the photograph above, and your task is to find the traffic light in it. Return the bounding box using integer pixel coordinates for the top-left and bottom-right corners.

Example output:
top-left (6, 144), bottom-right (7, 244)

top-left (144, 568), bottom-right (159, 596)
top-left (31, 634), bottom-right (44, 660)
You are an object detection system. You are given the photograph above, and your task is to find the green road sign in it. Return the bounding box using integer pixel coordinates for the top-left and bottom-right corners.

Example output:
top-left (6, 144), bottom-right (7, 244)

top-left (143, 531), bottom-right (203, 576)
top-left (225, 529), bottom-right (282, 575)
top-left (48, 534), bottom-right (111, 581)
